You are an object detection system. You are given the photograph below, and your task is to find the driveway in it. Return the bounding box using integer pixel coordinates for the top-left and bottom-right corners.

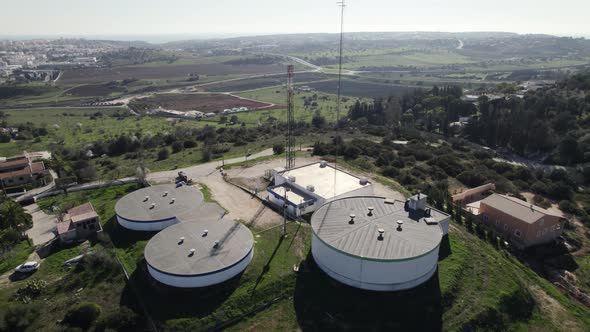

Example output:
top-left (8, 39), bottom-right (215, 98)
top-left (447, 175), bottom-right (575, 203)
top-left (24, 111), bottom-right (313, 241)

top-left (25, 204), bottom-right (57, 245)
top-left (147, 148), bottom-right (274, 183)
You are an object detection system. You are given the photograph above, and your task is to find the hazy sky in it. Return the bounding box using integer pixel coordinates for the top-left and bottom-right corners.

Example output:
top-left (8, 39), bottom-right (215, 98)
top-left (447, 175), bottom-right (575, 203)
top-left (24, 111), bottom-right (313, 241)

top-left (2, 0), bottom-right (589, 39)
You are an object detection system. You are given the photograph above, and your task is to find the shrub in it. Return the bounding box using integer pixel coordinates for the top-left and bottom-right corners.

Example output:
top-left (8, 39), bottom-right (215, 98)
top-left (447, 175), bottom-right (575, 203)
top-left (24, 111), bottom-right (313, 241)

top-left (547, 181), bottom-right (573, 200)
top-left (157, 148), bottom-right (170, 160)
top-left (183, 140), bottom-right (197, 149)
top-left (457, 170), bottom-right (487, 187)
top-left (13, 279), bottom-right (47, 304)
top-left (533, 195), bottom-right (551, 209)
top-left (0, 304), bottom-right (39, 332)
top-left (531, 181), bottom-right (548, 195)
top-left (381, 166), bottom-right (399, 178)
top-left (558, 200), bottom-right (579, 215)
top-left (63, 302), bottom-right (102, 329)
top-left (272, 144), bottom-right (285, 155)
top-left (171, 141), bottom-right (184, 153)
top-left (95, 307), bottom-right (138, 332)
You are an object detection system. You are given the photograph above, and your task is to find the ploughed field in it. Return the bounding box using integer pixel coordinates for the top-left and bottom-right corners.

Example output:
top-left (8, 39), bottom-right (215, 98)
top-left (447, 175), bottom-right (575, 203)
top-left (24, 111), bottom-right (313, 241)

top-left (307, 79), bottom-right (425, 97)
top-left (59, 63), bottom-right (285, 84)
top-left (131, 93), bottom-right (277, 112)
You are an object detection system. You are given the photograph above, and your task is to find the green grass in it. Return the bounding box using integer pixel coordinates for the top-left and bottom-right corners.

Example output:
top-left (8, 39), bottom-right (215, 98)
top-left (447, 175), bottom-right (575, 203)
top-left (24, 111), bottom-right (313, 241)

top-left (141, 222), bottom-right (310, 331)
top-left (575, 255), bottom-right (590, 295)
top-left (198, 183), bottom-right (214, 202)
top-left (16, 182), bottom-right (590, 331)
top-left (228, 226), bottom-right (590, 331)
top-left (0, 241), bottom-right (34, 274)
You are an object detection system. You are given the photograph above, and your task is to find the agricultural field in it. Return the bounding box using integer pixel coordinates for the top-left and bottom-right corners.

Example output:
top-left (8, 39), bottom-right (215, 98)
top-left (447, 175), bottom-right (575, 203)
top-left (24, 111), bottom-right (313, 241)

top-left (306, 79), bottom-right (425, 98)
top-left (202, 72), bottom-right (329, 93)
top-left (64, 83), bottom-right (126, 97)
top-left (58, 62), bottom-right (285, 86)
top-left (130, 93), bottom-right (275, 112)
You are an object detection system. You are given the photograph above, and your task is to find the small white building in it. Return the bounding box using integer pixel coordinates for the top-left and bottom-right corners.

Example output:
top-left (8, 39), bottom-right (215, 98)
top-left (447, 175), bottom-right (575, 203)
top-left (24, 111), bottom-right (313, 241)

top-left (267, 161), bottom-right (373, 217)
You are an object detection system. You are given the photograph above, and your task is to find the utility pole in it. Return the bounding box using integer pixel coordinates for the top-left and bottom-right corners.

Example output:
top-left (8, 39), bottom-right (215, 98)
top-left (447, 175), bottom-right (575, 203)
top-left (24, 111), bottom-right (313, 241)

top-left (286, 65), bottom-right (295, 170)
top-left (283, 187), bottom-right (290, 238)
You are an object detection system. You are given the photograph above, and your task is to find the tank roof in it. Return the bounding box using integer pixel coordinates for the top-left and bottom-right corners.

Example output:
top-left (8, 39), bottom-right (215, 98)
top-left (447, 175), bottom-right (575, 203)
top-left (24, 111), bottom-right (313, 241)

top-left (145, 219), bottom-right (254, 276)
top-left (115, 184), bottom-right (205, 222)
top-left (311, 196), bottom-right (448, 261)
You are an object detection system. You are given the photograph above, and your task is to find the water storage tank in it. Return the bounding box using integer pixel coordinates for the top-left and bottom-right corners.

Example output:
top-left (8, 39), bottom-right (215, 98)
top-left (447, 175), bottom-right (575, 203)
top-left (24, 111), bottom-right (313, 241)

top-left (144, 219), bottom-right (254, 288)
top-left (115, 184), bottom-right (224, 231)
top-left (310, 196), bottom-right (449, 291)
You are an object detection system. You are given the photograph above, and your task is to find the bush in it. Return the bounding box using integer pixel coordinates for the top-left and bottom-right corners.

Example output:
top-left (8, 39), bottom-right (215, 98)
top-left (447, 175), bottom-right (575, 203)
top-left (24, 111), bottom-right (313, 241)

top-left (13, 279), bottom-right (47, 303)
top-left (381, 166), bottom-right (399, 178)
top-left (547, 181), bottom-right (573, 200)
top-left (63, 302), bottom-right (102, 329)
top-left (95, 307), bottom-right (138, 332)
top-left (157, 148), bottom-right (170, 160)
top-left (171, 141), bottom-right (184, 153)
top-left (0, 304), bottom-right (39, 332)
top-left (558, 200), bottom-right (579, 215)
top-left (183, 140), bottom-right (197, 149)
top-left (531, 181), bottom-right (548, 195)
top-left (457, 170), bottom-right (487, 187)
top-left (272, 144), bottom-right (285, 155)
top-left (533, 195), bottom-right (551, 209)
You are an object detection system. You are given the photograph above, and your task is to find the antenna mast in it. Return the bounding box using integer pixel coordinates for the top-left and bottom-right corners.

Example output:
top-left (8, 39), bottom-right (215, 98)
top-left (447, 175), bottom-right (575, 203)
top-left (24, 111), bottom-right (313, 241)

top-left (334, 0), bottom-right (346, 197)
top-left (286, 64), bottom-right (296, 169)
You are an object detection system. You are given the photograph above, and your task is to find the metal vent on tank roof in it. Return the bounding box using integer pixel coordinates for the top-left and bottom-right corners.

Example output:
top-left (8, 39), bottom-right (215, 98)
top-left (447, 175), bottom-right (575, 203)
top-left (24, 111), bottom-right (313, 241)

top-left (320, 160), bottom-right (328, 168)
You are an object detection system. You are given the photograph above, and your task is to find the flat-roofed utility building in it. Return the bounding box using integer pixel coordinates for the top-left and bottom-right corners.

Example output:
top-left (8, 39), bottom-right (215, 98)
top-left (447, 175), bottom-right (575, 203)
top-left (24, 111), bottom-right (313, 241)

top-left (310, 194), bottom-right (450, 291)
top-left (267, 161), bottom-right (373, 217)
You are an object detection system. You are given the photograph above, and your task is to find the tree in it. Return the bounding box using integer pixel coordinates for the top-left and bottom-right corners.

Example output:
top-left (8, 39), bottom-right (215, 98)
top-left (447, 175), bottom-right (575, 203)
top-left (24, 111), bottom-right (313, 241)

top-left (0, 200), bottom-right (33, 236)
top-left (135, 160), bottom-right (149, 187)
top-left (311, 111), bottom-right (326, 128)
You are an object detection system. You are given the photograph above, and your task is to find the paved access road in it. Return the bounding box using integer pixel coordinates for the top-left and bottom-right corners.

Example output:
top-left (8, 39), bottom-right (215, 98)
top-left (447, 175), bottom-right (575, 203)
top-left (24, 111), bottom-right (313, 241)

top-left (24, 204), bottom-right (57, 245)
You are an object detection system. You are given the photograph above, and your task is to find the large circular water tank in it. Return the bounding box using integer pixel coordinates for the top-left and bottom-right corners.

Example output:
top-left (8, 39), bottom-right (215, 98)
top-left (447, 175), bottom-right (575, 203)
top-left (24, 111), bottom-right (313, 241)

top-left (115, 184), bottom-right (222, 231)
top-left (310, 196), bottom-right (448, 291)
top-left (144, 219), bottom-right (254, 288)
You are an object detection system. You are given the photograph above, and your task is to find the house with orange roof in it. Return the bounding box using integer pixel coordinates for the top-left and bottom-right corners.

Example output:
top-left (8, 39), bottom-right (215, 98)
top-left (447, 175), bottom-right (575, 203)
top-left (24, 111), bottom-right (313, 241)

top-left (56, 203), bottom-right (101, 243)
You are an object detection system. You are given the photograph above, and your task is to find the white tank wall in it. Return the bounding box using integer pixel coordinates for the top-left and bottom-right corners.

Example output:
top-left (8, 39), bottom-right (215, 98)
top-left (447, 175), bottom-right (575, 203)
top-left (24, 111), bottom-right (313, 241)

top-left (439, 216), bottom-right (451, 235)
top-left (147, 248), bottom-right (254, 288)
top-left (311, 233), bottom-right (440, 291)
top-left (117, 215), bottom-right (179, 232)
